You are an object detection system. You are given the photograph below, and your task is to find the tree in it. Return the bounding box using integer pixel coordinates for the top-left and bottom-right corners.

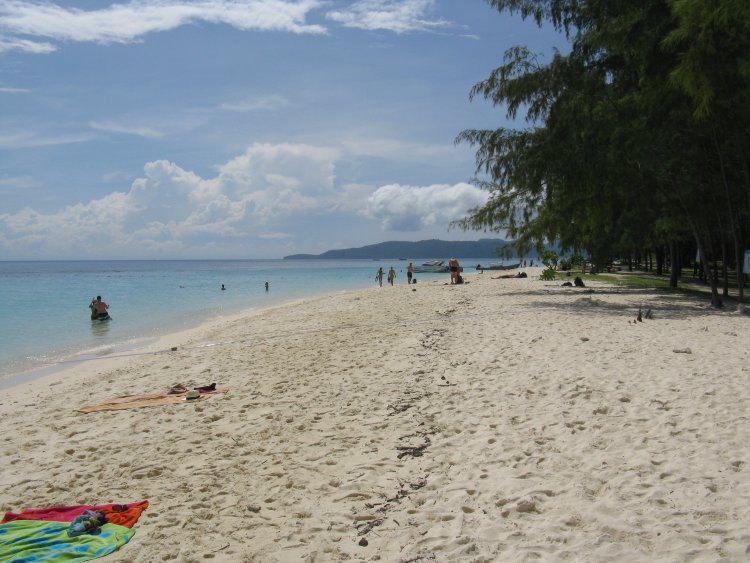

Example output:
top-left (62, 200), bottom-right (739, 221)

top-left (456, 0), bottom-right (750, 307)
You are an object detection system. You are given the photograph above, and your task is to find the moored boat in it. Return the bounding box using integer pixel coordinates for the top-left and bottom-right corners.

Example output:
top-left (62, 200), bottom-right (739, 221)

top-left (413, 260), bottom-right (449, 273)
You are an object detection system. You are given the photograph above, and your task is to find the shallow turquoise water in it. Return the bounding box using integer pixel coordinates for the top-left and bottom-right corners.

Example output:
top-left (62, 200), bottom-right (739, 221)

top-left (0, 259), bottom-right (491, 383)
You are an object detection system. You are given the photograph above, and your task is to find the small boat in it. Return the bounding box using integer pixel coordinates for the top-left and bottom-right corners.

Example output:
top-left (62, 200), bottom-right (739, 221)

top-left (413, 260), bottom-right (449, 273)
top-left (476, 262), bottom-right (521, 271)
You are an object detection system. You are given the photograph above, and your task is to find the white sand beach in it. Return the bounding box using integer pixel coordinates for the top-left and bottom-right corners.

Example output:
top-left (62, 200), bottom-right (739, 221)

top-left (1, 271), bottom-right (749, 561)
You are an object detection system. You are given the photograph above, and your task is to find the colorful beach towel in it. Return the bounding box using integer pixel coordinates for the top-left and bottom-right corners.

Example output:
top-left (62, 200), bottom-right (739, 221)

top-left (2, 501), bottom-right (149, 528)
top-left (0, 501), bottom-right (147, 563)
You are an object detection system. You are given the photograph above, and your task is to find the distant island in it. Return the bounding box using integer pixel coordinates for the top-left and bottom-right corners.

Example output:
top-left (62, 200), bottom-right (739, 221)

top-left (283, 238), bottom-right (524, 260)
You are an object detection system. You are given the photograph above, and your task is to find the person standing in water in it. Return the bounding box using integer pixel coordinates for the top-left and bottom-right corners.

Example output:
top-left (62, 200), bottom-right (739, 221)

top-left (407, 262), bottom-right (414, 284)
top-left (89, 296), bottom-right (109, 320)
top-left (375, 267), bottom-right (384, 287)
top-left (265, 281), bottom-right (269, 291)
top-left (387, 266), bottom-right (396, 286)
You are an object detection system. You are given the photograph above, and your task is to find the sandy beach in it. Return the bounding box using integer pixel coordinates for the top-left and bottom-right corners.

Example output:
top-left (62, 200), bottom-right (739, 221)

top-left (1, 270), bottom-right (749, 562)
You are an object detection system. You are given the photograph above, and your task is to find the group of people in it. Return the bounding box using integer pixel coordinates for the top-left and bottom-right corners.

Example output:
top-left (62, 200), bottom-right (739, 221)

top-left (375, 257), bottom-right (464, 286)
top-left (375, 266), bottom-right (398, 287)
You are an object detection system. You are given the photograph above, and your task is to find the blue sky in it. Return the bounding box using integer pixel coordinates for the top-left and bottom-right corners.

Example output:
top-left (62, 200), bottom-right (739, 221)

top-left (0, 0), bottom-right (564, 259)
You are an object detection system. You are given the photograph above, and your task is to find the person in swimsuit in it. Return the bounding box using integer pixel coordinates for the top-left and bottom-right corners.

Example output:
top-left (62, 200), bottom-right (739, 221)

top-left (407, 262), bottom-right (414, 284)
top-left (448, 257), bottom-right (460, 284)
top-left (89, 296), bottom-right (109, 319)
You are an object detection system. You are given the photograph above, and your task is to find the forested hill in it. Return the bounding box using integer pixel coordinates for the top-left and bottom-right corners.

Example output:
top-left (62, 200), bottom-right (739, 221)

top-left (283, 239), bottom-right (516, 260)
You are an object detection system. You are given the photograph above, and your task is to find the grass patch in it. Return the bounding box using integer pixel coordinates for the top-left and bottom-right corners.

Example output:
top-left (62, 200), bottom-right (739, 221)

top-left (593, 274), bottom-right (672, 289)
top-left (577, 271), bottom-right (729, 302)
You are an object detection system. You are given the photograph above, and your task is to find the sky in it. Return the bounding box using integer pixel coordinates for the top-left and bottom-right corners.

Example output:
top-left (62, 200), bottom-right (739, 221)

top-left (0, 0), bottom-right (565, 259)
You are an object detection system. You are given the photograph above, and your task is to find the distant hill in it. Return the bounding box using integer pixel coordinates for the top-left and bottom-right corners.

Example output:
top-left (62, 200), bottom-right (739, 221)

top-left (283, 239), bottom-right (521, 260)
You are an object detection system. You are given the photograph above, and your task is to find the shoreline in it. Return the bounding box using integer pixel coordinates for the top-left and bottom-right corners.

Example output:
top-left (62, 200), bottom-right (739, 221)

top-left (1, 271), bottom-right (748, 561)
top-left (0, 285), bottom-right (369, 392)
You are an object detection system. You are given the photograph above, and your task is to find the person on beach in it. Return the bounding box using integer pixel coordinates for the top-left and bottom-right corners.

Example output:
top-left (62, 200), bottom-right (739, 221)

top-left (407, 262), bottom-right (414, 284)
top-left (448, 257), bottom-right (460, 284)
top-left (387, 266), bottom-right (396, 286)
top-left (89, 296), bottom-right (109, 320)
top-left (375, 267), bottom-right (384, 287)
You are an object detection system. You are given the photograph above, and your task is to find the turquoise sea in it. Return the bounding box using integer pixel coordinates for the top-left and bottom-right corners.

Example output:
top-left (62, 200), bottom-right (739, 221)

top-left (0, 258), bottom-right (498, 386)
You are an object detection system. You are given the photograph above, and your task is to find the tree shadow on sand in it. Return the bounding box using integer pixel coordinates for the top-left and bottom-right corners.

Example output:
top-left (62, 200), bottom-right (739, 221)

top-left (515, 286), bottom-right (735, 321)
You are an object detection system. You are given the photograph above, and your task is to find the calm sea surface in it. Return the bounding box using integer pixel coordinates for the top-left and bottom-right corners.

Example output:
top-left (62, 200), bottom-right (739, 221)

top-left (0, 258), bottom-right (498, 385)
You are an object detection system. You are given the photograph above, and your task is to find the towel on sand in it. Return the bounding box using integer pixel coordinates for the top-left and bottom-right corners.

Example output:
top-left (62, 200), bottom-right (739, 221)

top-left (77, 387), bottom-right (228, 413)
top-left (2, 501), bottom-right (149, 528)
top-left (0, 501), bottom-right (147, 563)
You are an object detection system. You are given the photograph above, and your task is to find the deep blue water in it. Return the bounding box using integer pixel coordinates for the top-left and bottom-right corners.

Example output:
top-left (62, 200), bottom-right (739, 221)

top-left (0, 259), bottom-right (497, 383)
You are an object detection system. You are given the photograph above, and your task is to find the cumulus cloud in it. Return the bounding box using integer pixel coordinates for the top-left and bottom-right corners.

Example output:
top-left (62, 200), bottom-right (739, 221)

top-left (0, 142), bottom-right (343, 257)
top-left (0, 141), bottom-right (488, 258)
top-left (365, 182), bottom-right (488, 231)
top-left (326, 0), bottom-right (450, 33)
top-left (0, 0), bottom-right (326, 53)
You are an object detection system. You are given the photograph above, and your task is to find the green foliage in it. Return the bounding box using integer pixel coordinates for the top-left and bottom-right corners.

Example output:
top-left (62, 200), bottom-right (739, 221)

top-left (454, 0), bottom-right (749, 307)
top-left (569, 254), bottom-right (585, 269)
top-left (539, 266), bottom-right (557, 280)
top-left (539, 250), bottom-right (558, 268)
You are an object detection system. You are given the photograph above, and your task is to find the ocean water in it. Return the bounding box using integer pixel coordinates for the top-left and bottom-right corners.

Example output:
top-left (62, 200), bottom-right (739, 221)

top-left (0, 258), bottom-right (498, 385)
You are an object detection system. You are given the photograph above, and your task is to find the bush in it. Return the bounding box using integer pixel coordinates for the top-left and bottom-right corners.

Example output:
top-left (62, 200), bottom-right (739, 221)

top-left (539, 267), bottom-right (556, 280)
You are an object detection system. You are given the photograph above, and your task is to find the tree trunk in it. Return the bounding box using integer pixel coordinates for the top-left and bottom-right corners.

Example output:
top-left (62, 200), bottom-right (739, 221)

top-left (735, 237), bottom-right (745, 305)
top-left (695, 237), bottom-right (722, 308)
top-left (720, 237), bottom-right (729, 298)
top-left (713, 129), bottom-right (745, 305)
top-left (656, 246), bottom-right (664, 276)
top-left (669, 240), bottom-right (680, 288)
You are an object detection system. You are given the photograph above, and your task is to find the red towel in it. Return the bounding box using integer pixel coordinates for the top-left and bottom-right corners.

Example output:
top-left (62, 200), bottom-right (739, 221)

top-left (1, 500), bottom-right (148, 528)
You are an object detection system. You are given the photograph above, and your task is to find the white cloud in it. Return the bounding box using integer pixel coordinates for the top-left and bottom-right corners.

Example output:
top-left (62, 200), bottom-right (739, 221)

top-left (364, 182), bottom-right (488, 231)
top-left (0, 0), bottom-right (327, 52)
top-left (217, 142), bottom-right (340, 215)
top-left (0, 142), bottom-right (344, 257)
top-left (221, 95), bottom-right (290, 112)
top-left (0, 35), bottom-right (55, 53)
top-left (0, 141), bottom-right (488, 258)
top-left (0, 85), bottom-right (29, 92)
top-left (259, 231), bottom-right (294, 239)
top-left (0, 0), bottom-right (455, 55)
top-left (90, 120), bottom-right (164, 138)
top-left (0, 175), bottom-right (36, 190)
top-left (0, 130), bottom-right (94, 148)
top-left (326, 0), bottom-right (450, 33)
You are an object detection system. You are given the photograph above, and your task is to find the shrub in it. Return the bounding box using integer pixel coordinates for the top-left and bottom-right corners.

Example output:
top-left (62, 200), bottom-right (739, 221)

top-left (539, 267), bottom-right (556, 280)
